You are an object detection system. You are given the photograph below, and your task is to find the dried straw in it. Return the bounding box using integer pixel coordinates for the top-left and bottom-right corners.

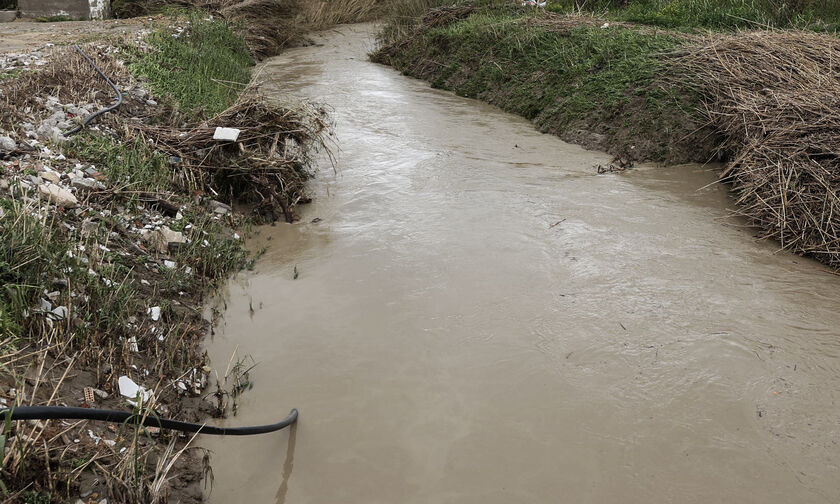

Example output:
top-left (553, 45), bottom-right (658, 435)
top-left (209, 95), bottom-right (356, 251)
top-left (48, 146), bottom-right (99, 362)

top-left (673, 31), bottom-right (840, 266)
top-left (134, 92), bottom-right (332, 221)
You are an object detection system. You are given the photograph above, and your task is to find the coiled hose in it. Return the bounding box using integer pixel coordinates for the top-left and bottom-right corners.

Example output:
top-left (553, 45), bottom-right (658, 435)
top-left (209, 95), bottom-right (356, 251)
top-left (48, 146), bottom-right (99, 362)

top-left (63, 44), bottom-right (123, 137)
top-left (2, 406), bottom-right (298, 436)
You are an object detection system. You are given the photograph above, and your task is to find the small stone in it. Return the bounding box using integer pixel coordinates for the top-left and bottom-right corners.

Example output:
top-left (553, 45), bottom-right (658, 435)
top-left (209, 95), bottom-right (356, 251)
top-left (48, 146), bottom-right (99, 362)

top-left (148, 306), bottom-right (161, 321)
top-left (145, 99), bottom-right (157, 106)
top-left (92, 388), bottom-right (109, 399)
top-left (71, 177), bottom-right (99, 192)
top-left (51, 306), bottom-right (68, 319)
top-left (81, 219), bottom-right (98, 236)
top-left (209, 199), bottom-right (231, 215)
top-left (38, 183), bottom-right (78, 208)
top-left (39, 170), bottom-right (60, 183)
top-left (143, 226), bottom-right (184, 254)
top-left (0, 136), bottom-right (15, 152)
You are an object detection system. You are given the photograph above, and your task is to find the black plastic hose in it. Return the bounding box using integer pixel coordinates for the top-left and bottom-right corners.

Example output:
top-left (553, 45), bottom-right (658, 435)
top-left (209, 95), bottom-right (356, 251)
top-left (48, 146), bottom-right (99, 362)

top-left (63, 44), bottom-right (123, 137)
top-left (2, 406), bottom-right (297, 436)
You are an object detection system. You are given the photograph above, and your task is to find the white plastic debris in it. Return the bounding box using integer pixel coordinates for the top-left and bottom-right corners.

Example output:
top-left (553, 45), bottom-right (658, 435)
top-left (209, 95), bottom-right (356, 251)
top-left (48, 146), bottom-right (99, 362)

top-left (148, 306), bottom-right (161, 321)
top-left (117, 375), bottom-right (152, 402)
top-left (213, 127), bottom-right (241, 142)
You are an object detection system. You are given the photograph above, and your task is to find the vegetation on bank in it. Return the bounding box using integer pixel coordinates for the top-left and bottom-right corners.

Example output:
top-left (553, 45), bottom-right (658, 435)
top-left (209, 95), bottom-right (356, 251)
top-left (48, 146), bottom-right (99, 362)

top-left (0, 12), bottom-right (327, 503)
top-left (128, 11), bottom-right (253, 117)
top-left (375, 1), bottom-right (840, 267)
top-left (374, 7), bottom-right (712, 163)
top-left (546, 0), bottom-right (840, 32)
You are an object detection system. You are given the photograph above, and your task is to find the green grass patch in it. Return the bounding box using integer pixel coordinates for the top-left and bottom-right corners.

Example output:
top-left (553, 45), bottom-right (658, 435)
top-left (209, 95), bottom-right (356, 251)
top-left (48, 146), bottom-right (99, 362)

top-left (545, 0), bottom-right (840, 32)
top-left (375, 8), bottom-right (712, 162)
top-left (69, 134), bottom-right (173, 192)
top-left (128, 12), bottom-right (253, 118)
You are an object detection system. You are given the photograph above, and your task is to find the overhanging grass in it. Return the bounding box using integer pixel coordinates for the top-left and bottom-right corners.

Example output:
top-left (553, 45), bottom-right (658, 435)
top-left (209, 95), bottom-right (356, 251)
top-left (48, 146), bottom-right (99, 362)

top-left (129, 12), bottom-right (253, 118)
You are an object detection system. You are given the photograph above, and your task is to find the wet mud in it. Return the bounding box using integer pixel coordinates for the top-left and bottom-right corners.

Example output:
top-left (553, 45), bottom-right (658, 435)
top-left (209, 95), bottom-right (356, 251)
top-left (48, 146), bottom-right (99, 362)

top-left (203, 24), bottom-right (840, 504)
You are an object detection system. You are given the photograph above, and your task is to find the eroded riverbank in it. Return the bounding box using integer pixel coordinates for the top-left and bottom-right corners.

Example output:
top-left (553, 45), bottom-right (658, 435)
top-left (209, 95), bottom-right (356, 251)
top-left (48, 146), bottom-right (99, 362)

top-left (204, 24), bottom-right (840, 504)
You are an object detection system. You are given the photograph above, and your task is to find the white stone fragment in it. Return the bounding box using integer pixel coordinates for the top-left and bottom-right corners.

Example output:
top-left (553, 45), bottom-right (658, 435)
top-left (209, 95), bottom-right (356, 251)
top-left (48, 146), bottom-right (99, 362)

top-left (213, 127), bottom-right (240, 142)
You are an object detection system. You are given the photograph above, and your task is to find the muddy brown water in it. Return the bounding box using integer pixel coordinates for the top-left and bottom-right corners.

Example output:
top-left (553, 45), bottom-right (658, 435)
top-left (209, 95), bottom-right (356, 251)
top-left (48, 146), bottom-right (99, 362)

top-left (203, 24), bottom-right (840, 503)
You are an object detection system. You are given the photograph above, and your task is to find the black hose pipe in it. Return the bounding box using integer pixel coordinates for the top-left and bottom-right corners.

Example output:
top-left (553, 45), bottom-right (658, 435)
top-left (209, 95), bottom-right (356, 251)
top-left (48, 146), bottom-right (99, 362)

top-left (1, 406), bottom-right (298, 436)
top-left (63, 44), bottom-right (124, 137)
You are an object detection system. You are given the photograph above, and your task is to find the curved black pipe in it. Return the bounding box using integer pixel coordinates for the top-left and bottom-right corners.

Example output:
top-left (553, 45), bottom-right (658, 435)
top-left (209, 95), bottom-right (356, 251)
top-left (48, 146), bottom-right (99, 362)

top-left (63, 44), bottom-right (124, 137)
top-left (2, 406), bottom-right (298, 436)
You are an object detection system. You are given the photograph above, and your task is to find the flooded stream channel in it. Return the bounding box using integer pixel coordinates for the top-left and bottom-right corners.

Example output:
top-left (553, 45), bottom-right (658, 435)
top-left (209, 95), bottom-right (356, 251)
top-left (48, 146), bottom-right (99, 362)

top-left (203, 24), bottom-right (840, 503)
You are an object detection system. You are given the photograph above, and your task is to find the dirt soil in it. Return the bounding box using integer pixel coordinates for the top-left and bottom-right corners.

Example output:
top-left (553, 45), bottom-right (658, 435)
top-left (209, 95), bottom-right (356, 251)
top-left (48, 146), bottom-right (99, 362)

top-left (0, 18), bottom-right (151, 53)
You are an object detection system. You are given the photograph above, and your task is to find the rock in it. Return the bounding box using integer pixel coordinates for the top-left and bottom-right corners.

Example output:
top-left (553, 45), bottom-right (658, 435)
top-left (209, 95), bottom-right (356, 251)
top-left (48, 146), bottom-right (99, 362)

top-left (148, 306), bottom-right (161, 321)
top-left (145, 99), bottom-right (158, 106)
top-left (39, 169), bottom-right (60, 183)
top-left (209, 199), bottom-right (231, 215)
top-left (0, 179), bottom-right (8, 190)
top-left (38, 183), bottom-right (78, 208)
top-left (144, 226), bottom-right (185, 253)
top-left (92, 388), bottom-right (109, 399)
top-left (36, 124), bottom-right (66, 144)
top-left (71, 177), bottom-right (103, 192)
top-left (0, 135), bottom-right (15, 152)
top-left (81, 218), bottom-right (98, 236)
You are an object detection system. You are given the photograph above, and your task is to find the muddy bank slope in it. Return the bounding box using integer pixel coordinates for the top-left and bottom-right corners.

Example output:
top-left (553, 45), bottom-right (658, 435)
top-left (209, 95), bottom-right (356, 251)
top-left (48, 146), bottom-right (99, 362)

top-left (0, 13), bottom-right (327, 503)
top-left (373, 5), bottom-right (840, 268)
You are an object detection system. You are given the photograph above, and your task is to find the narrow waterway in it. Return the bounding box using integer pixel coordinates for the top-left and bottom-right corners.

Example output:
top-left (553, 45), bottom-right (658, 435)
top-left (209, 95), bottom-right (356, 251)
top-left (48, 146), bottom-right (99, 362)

top-left (203, 24), bottom-right (840, 504)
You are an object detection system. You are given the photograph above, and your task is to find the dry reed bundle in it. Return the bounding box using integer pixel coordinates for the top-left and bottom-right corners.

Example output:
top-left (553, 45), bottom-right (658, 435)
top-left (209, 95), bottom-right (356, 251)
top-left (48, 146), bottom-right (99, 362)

top-left (419, 5), bottom-right (477, 29)
top-left (674, 31), bottom-right (840, 266)
top-left (136, 93), bottom-right (332, 221)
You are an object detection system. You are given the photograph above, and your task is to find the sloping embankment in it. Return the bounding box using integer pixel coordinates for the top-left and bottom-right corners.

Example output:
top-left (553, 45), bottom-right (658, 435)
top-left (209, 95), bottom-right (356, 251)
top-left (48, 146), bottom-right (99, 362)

top-left (373, 6), bottom-right (840, 267)
top-left (0, 13), bottom-right (328, 503)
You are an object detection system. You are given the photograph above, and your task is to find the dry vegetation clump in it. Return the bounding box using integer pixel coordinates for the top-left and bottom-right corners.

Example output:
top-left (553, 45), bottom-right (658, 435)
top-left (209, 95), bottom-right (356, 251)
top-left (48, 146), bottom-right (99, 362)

top-left (674, 31), bottom-right (840, 266)
top-left (0, 45), bottom-right (157, 133)
top-left (218, 0), bottom-right (302, 59)
top-left (297, 0), bottom-right (388, 28)
top-left (136, 92), bottom-right (332, 222)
